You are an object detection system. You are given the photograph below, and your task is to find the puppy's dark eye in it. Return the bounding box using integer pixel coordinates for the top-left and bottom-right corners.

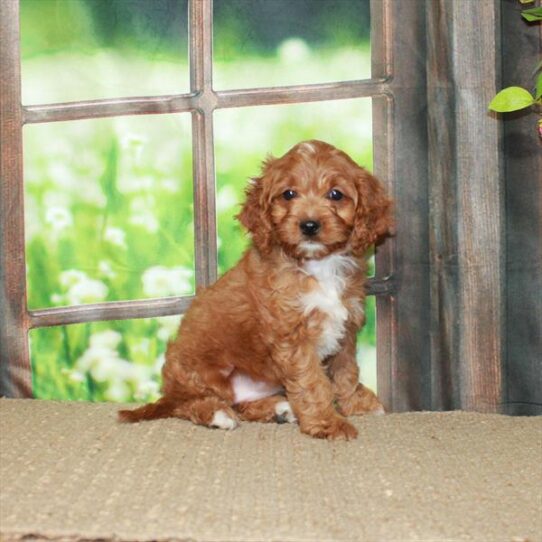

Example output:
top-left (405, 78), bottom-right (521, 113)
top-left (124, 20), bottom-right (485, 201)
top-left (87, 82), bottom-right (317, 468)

top-left (327, 189), bottom-right (344, 201)
top-left (282, 189), bottom-right (297, 201)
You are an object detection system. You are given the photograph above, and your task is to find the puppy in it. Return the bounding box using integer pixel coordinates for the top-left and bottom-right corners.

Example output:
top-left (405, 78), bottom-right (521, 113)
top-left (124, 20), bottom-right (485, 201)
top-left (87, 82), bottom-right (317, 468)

top-left (119, 140), bottom-right (393, 440)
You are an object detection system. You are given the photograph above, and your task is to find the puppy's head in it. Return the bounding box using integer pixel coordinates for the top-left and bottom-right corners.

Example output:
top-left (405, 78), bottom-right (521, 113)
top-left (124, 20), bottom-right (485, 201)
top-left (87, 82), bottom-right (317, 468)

top-left (237, 140), bottom-right (393, 259)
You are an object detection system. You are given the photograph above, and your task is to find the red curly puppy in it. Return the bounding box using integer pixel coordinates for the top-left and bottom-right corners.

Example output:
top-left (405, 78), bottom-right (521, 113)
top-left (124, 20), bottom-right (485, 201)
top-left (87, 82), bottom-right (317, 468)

top-left (119, 140), bottom-right (393, 440)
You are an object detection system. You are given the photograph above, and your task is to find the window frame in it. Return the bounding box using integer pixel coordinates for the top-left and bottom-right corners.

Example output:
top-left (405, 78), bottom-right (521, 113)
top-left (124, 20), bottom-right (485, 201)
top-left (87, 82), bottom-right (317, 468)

top-left (0, 0), bottom-right (394, 405)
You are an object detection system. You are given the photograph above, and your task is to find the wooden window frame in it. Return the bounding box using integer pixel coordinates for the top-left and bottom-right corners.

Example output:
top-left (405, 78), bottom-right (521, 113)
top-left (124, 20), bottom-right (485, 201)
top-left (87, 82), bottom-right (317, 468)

top-left (1, 0), bottom-right (506, 414)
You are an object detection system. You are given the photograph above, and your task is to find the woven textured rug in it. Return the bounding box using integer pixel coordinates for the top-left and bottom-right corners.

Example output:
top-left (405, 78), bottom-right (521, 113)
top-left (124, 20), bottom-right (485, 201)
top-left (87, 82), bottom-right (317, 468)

top-left (1, 398), bottom-right (541, 542)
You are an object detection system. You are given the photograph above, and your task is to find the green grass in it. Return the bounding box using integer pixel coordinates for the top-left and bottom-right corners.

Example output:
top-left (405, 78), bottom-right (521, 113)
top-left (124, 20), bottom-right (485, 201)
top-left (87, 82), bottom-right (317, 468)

top-left (24, 47), bottom-right (377, 403)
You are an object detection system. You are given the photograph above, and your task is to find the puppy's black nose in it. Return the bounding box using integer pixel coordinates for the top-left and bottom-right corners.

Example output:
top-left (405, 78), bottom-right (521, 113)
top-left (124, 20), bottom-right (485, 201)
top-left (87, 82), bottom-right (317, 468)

top-left (300, 220), bottom-right (321, 236)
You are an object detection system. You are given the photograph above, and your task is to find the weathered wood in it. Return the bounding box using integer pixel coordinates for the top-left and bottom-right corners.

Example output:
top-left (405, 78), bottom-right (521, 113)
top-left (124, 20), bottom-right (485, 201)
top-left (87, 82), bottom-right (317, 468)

top-left (23, 94), bottom-right (198, 124)
top-left (0, 0), bottom-right (32, 397)
top-left (426, 0), bottom-right (504, 413)
top-left (190, 0), bottom-right (218, 288)
top-left (451, 0), bottom-right (503, 413)
top-left (23, 80), bottom-right (390, 125)
top-left (501, 0), bottom-right (542, 416)
top-left (426, 1), bottom-right (460, 411)
top-left (377, 0), bottom-right (432, 412)
top-left (371, 0), bottom-right (395, 410)
top-left (28, 297), bottom-right (195, 329)
top-left (216, 79), bottom-right (388, 109)
top-left (25, 277), bottom-right (393, 330)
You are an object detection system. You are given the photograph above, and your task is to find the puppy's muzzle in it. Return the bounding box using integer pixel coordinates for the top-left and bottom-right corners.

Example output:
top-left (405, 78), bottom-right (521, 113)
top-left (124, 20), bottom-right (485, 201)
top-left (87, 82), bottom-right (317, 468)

top-left (299, 220), bottom-right (321, 237)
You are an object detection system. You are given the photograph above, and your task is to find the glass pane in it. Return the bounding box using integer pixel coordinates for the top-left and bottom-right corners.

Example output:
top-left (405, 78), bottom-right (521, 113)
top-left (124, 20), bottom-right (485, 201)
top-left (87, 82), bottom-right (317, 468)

top-left (24, 114), bottom-right (194, 309)
top-left (20, 0), bottom-right (189, 104)
top-left (213, 0), bottom-right (371, 89)
top-left (357, 297), bottom-right (377, 393)
top-left (30, 316), bottom-right (181, 402)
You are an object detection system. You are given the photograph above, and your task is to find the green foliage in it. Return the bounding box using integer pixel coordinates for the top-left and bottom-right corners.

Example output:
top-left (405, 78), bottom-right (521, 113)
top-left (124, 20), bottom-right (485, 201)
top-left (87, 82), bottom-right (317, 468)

top-left (489, 86), bottom-right (536, 112)
top-left (536, 72), bottom-right (542, 100)
top-left (489, 0), bottom-right (541, 137)
top-left (20, 0), bottom-right (97, 58)
top-left (521, 6), bottom-right (542, 21)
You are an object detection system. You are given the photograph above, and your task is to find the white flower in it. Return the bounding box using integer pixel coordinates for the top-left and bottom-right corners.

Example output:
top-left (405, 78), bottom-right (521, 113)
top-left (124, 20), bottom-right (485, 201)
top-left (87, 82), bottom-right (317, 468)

top-left (130, 211), bottom-right (159, 233)
top-left (142, 267), bottom-right (193, 298)
top-left (89, 330), bottom-right (122, 350)
top-left (118, 174), bottom-right (154, 194)
top-left (69, 371), bottom-right (85, 383)
top-left (154, 353), bottom-right (166, 373)
top-left (43, 191), bottom-right (70, 208)
top-left (278, 38), bottom-right (311, 64)
top-left (156, 315), bottom-right (181, 342)
top-left (104, 227), bottom-right (127, 248)
top-left (24, 195), bottom-right (42, 242)
top-left (160, 178), bottom-right (178, 193)
top-left (120, 133), bottom-right (147, 148)
top-left (58, 269), bottom-right (109, 305)
top-left (59, 270), bottom-right (87, 288)
top-left (129, 197), bottom-right (159, 233)
top-left (127, 363), bottom-right (152, 382)
top-left (66, 277), bottom-right (108, 305)
top-left (131, 338), bottom-right (150, 356)
top-left (134, 380), bottom-right (160, 401)
top-left (98, 260), bottom-right (117, 279)
top-left (50, 293), bottom-right (64, 305)
top-left (105, 380), bottom-right (131, 402)
top-left (45, 206), bottom-right (73, 232)
top-left (216, 185), bottom-right (239, 212)
top-left (48, 163), bottom-right (75, 190)
top-left (76, 346), bottom-right (120, 380)
top-left (120, 133), bottom-right (147, 167)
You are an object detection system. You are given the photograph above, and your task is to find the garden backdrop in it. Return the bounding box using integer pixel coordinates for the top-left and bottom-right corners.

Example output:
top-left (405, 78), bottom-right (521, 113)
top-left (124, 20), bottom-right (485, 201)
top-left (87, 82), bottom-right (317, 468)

top-left (20, 0), bottom-right (376, 402)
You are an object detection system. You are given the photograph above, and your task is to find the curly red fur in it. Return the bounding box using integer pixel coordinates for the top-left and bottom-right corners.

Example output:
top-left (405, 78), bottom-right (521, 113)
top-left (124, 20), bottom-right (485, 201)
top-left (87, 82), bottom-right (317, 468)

top-left (119, 140), bottom-right (393, 440)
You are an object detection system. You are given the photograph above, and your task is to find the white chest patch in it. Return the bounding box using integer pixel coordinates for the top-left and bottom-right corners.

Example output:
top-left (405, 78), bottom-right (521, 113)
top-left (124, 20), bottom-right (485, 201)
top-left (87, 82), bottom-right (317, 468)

top-left (301, 254), bottom-right (357, 359)
top-left (231, 371), bottom-right (283, 404)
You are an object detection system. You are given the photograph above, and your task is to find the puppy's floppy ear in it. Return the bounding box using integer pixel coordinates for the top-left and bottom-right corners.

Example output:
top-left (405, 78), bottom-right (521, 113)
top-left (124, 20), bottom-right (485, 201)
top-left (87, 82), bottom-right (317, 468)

top-left (236, 175), bottom-right (275, 254)
top-left (350, 169), bottom-right (394, 255)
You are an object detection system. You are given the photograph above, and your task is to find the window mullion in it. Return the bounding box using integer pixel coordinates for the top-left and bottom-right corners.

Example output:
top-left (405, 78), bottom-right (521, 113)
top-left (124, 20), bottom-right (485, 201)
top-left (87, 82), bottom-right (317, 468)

top-left (0, 0), bottom-right (31, 397)
top-left (28, 296), bottom-right (195, 329)
top-left (190, 0), bottom-right (217, 287)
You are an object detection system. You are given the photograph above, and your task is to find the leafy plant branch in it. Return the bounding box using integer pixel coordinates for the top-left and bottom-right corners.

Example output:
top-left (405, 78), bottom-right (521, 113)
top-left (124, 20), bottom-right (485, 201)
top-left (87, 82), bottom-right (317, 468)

top-left (488, 0), bottom-right (542, 138)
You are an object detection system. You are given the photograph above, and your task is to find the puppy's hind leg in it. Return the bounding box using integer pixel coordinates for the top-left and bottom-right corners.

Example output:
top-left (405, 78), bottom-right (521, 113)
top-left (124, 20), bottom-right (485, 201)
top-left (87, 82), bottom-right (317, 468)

top-left (179, 396), bottom-right (240, 430)
top-left (235, 395), bottom-right (297, 424)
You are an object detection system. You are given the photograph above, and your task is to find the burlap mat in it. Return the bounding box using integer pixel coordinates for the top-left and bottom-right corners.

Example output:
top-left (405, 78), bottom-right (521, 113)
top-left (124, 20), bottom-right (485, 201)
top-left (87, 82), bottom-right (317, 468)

top-left (0, 398), bottom-right (540, 542)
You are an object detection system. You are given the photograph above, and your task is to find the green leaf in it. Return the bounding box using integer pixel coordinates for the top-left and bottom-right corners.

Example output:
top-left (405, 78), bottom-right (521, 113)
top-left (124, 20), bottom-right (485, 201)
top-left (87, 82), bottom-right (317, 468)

top-left (521, 7), bottom-right (542, 21)
top-left (489, 86), bottom-right (535, 112)
top-left (519, 0), bottom-right (535, 4)
top-left (536, 73), bottom-right (542, 100)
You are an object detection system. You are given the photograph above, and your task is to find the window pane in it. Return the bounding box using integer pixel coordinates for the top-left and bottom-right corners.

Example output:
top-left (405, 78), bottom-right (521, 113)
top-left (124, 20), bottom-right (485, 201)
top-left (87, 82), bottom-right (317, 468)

top-left (30, 316), bottom-right (181, 402)
top-left (357, 297), bottom-right (377, 393)
top-left (24, 114), bottom-right (194, 309)
top-left (20, 0), bottom-right (189, 104)
top-left (213, 0), bottom-right (371, 90)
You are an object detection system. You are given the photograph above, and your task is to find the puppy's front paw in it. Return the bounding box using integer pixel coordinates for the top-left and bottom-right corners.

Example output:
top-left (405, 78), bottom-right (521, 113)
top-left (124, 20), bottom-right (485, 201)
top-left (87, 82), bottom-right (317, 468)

top-left (304, 415), bottom-right (358, 441)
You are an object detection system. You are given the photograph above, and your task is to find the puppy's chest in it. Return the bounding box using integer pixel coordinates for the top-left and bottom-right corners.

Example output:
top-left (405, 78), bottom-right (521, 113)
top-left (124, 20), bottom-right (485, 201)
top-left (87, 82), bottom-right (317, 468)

top-left (300, 256), bottom-right (359, 359)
